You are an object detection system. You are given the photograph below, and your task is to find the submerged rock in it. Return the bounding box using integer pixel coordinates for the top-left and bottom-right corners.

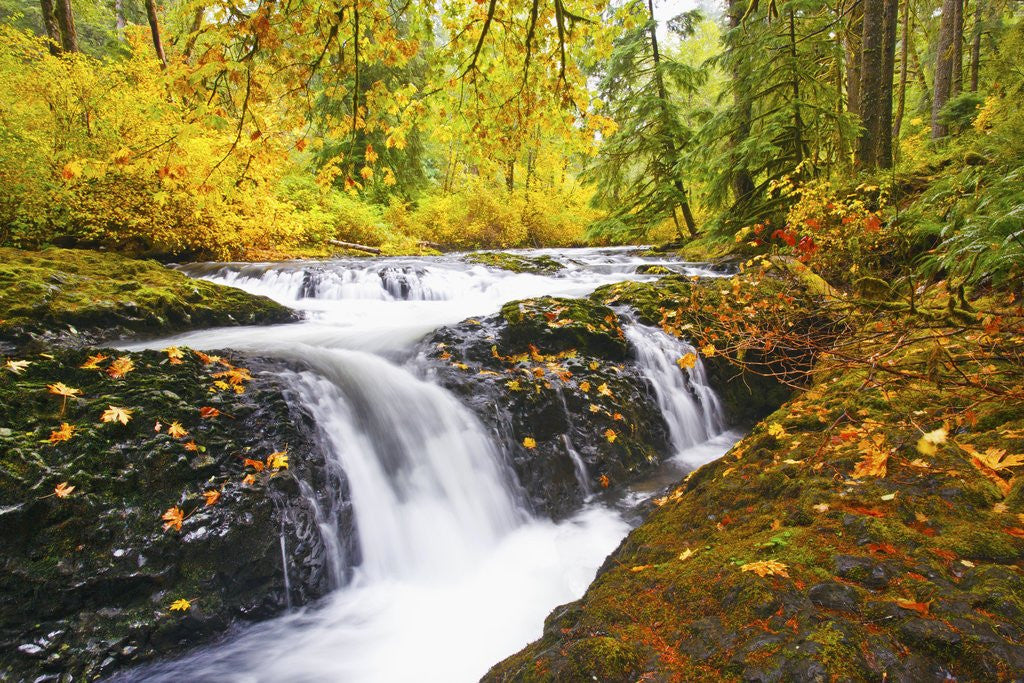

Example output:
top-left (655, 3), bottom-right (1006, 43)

top-left (0, 348), bottom-right (349, 681)
top-left (465, 251), bottom-right (565, 274)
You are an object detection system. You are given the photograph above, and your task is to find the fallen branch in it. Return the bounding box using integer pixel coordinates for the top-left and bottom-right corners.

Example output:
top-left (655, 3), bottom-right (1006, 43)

top-left (328, 239), bottom-right (381, 255)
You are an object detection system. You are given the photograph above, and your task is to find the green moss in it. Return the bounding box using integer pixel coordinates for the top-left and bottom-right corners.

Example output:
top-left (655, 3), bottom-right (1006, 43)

top-left (466, 251), bottom-right (564, 274)
top-left (0, 247), bottom-right (293, 346)
top-left (499, 296), bottom-right (628, 358)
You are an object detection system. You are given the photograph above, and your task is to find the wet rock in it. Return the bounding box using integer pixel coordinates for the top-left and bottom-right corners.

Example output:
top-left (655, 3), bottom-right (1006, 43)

top-left (808, 582), bottom-right (861, 612)
top-left (0, 349), bottom-right (348, 681)
top-left (897, 618), bottom-right (962, 655)
top-left (834, 555), bottom-right (892, 589)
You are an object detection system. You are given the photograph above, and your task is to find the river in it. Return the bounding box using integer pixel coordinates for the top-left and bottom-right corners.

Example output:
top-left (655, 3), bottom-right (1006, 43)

top-left (113, 247), bottom-right (739, 683)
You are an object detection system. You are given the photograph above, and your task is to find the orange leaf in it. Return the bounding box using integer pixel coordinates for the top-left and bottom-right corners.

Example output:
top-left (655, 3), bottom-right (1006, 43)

top-left (243, 458), bottom-right (265, 472)
top-left (48, 422), bottom-right (75, 444)
top-left (1004, 527), bottom-right (1024, 538)
top-left (54, 481), bottom-right (75, 498)
top-left (202, 489), bottom-right (221, 506)
top-left (80, 353), bottom-right (108, 370)
top-left (162, 506), bottom-right (184, 532)
top-left (895, 599), bottom-right (930, 615)
top-left (166, 421), bottom-right (188, 439)
top-left (199, 407), bottom-right (221, 419)
top-left (106, 356), bottom-right (136, 379)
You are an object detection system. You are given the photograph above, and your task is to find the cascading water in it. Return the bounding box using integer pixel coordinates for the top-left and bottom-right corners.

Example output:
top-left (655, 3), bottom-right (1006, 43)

top-left (114, 248), bottom-right (740, 682)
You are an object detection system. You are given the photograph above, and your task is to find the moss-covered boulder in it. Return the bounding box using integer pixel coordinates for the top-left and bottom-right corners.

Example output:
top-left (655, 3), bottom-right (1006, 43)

top-left (465, 252), bottom-right (564, 274)
top-left (0, 347), bottom-right (348, 681)
top-left (484, 321), bottom-right (1024, 682)
top-left (0, 248), bottom-right (295, 351)
top-left (423, 297), bottom-right (671, 518)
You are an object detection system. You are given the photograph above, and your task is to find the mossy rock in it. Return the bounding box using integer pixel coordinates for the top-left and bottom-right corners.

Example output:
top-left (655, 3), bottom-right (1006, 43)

top-left (0, 347), bottom-right (346, 680)
top-left (500, 296), bottom-right (628, 360)
top-left (0, 247), bottom-right (295, 351)
top-left (465, 251), bottom-right (564, 274)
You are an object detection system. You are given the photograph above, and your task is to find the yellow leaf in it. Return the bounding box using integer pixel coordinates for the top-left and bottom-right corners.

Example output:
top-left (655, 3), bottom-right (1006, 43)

top-left (5, 359), bottom-right (31, 374)
top-left (597, 383), bottom-right (613, 397)
top-left (169, 598), bottom-right (191, 612)
top-left (676, 353), bottom-right (696, 370)
top-left (740, 560), bottom-right (790, 578)
top-left (522, 437), bottom-right (537, 449)
top-left (579, 381), bottom-right (591, 393)
top-left (604, 428), bottom-right (617, 443)
top-left (916, 426), bottom-right (948, 455)
top-left (589, 403), bottom-right (601, 413)
top-left (630, 564), bottom-right (653, 572)
top-left (100, 405), bottom-right (133, 425)
top-left (701, 344), bottom-right (716, 357)
top-left (106, 356), bottom-right (136, 379)
top-left (167, 422), bottom-right (188, 439)
top-left (79, 354), bottom-right (108, 370)
top-left (47, 382), bottom-right (82, 398)
top-left (266, 450), bottom-right (289, 470)
top-left (767, 422), bottom-right (788, 438)
top-left (54, 481), bottom-right (75, 498)
top-left (678, 548), bottom-right (695, 561)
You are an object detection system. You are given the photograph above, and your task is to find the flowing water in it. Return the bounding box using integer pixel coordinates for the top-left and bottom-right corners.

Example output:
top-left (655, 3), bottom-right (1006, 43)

top-left (115, 248), bottom-right (739, 682)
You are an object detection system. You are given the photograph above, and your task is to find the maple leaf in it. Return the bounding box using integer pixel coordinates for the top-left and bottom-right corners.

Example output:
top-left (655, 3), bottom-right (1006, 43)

top-left (154, 420), bottom-right (162, 433)
top-left (48, 382), bottom-right (82, 398)
top-left (193, 350), bottom-right (218, 365)
top-left (242, 473), bottom-right (256, 485)
top-left (597, 383), bottom-right (613, 397)
top-left (243, 458), bottom-right (265, 472)
top-left (962, 444), bottom-right (1024, 471)
top-left (183, 441), bottom-right (200, 452)
top-left (54, 481), bottom-right (75, 498)
top-left (589, 403), bottom-right (601, 413)
top-left (852, 440), bottom-right (889, 478)
top-left (162, 506), bottom-right (185, 532)
top-left (676, 353), bottom-right (697, 370)
top-left (522, 437), bottom-right (537, 449)
top-left (163, 347), bottom-right (185, 364)
top-left (79, 353), bottom-right (108, 370)
top-left (916, 426), bottom-right (948, 456)
top-left (604, 428), bottom-right (617, 443)
top-left (701, 344), bottom-right (716, 357)
top-left (895, 598), bottom-right (930, 615)
top-left (578, 381), bottom-right (591, 393)
top-left (49, 422), bottom-right (75, 444)
top-left (767, 422), bottom-right (788, 438)
top-left (199, 407), bottom-right (221, 419)
top-left (106, 356), bottom-right (136, 379)
top-left (169, 598), bottom-right (191, 612)
top-left (202, 489), bottom-right (221, 506)
top-left (740, 560), bottom-right (790, 578)
top-left (598, 474), bottom-right (610, 488)
top-left (267, 450), bottom-right (289, 470)
top-left (166, 421), bottom-right (188, 438)
top-left (678, 548), bottom-right (696, 561)
top-left (6, 359), bottom-right (31, 374)
top-left (100, 405), bottom-right (133, 425)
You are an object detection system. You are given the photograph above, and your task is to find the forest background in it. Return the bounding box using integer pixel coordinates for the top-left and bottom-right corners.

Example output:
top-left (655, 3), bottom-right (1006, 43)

top-left (0, 0), bottom-right (1020, 295)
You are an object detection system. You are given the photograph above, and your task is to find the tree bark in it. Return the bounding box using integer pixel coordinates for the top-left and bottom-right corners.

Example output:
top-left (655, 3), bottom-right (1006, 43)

top-left (53, 0), bottom-right (79, 53)
top-left (39, 0), bottom-right (62, 55)
top-left (845, 0), bottom-right (864, 118)
top-left (727, 0), bottom-right (755, 205)
top-left (647, 0), bottom-right (696, 237)
top-left (969, 0), bottom-right (982, 91)
top-left (182, 5), bottom-right (205, 62)
top-left (951, 0), bottom-right (964, 96)
top-left (892, 0), bottom-right (911, 141)
top-left (856, 0), bottom-right (884, 167)
top-left (878, 0), bottom-right (899, 167)
top-left (931, 0), bottom-right (959, 138)
top-left (910, 37), bottom-right (931, 115)
top-left (145, 0), bottom-right (168, 68)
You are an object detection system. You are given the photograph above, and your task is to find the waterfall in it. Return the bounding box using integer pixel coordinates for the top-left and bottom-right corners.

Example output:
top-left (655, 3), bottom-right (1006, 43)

top-left (623, 319), bottom-right (726, 462)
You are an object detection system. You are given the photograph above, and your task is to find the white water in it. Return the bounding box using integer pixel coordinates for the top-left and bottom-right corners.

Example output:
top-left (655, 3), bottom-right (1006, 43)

top-left (116, 248), bottom-right (737, 683)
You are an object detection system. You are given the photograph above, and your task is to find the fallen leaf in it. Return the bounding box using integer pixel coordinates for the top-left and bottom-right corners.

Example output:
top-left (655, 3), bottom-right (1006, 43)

top-left (598, 474), bottom-right (610, 488)
top-left (243, 458), bottom-right (265, 472)
top-left (768, 422), bottom-right (788, 438)
top-left (522, 437), bottom-right (537, 449)
top-left (49, 422), bottom-right (75, 444)
top-left (47, 382), bottom-right (82, 398)
top-left (597, 383), bottom-right (613, 397)
top-left (6, 359), bottom-right (32, 374)
top-left (166, 422), bottom-right (188, 439)
top-left (267, 450), bottom-right (289, 470)
top-left (678, 548), bottom-right (696, 561)
top-left (54, 481), bottom-right (75, 498)
top-left (202, 489), bottom-right (221, 506)
top-left (852, 444), bottom-right (888, 478)
top-left (916, 426), bottom-right (948, 456)
top-left (579, 381), bottom-right (591, 393)
top-left (163, 347), bottom-right (185, 364)
top-left (1004, 527), bottom-right (1024, 539)
top-left (740, 560), bottom-right (790, 578)
top-left (812, 503), bottom-right (830, 513)
top-left (106, 356), bottom-right (136, 379)
top-left (895, 599), bottom-right (930, 615)
top-left (162, 506), bottom-right (184, 532)
top-left (630, 565), bottom-right (653, 572)
top-left (100, 405), bottom-right (133, 425)
top-left (199, 407), bottom-right (221, 419)
top-left (604, 428), bottom-right (617, 443)
top-left (169, 598), bottom-right (191, 612)
top-left (241, 474), bottom-right (256, 485)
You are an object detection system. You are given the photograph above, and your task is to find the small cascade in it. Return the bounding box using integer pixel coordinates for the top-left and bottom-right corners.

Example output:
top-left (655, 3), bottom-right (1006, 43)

top-left (623, 319), bottom-right (726, 461)
top-left (279, 529), bottom-right (292, 610)
top-left (562, 434), bottom-right (593, 497)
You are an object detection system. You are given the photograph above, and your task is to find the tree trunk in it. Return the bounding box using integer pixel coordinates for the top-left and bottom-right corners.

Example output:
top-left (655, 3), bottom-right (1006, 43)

top-left (931, 0), bottom-right (959, 138)
top-left (969, 0), bottom-right (982, 91)
top-left (53, 0), bottom-right (79, 53)
top-left (845, 0), bottom-right (864, 118)
top-left (893, 0), bottom-right (911, 141)
top-left (39, 0), bottom-right (62, 55)
top-left (647, 0), bottom-right (696, 237)
top-left (910, 38), bottom-right (931, 115)
top-left (951, 0), bottom-right (964, 96)
top-left (505, 160), bottom-right (515, 192)
top-left (857, 0), bottom-right (884, 167)
top-left (145, 0), bottom-right (168, 68)
top-left (878, 0), bottom-right (899, 167)
top-left (727, 0), bottom-right (755, 205)
top-left (182, 5), bottom-right (205, 62)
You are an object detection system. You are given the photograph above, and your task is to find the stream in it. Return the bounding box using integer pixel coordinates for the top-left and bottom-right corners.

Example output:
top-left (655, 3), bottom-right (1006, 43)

top-left (114, 247), bottom-right (740, 682)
